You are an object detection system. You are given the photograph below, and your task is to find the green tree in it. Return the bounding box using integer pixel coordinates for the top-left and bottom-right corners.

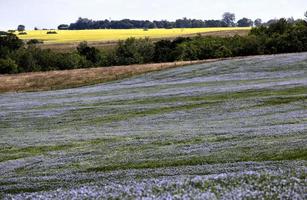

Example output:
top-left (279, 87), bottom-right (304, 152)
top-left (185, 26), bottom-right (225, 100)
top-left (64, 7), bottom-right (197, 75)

top-left (254, 19), bottom-right (262, 27)
top-left (77, 42), bottom-right (101, 65)
top-left (115, 38), bottom-right (143, 65)
top-left (27, 39), bottom-right (43, 45)
top-left (0, 58), bottom-right (18, 74)
top-left (56, 53), bottom-right (83, 70)
top-left (0, 31), bottom-right (8, 36)
top-left (267, 18), bottom-right (290, 35)
top-left (237, 18), bottom-right (254, 27)
top-left (135, 38), bottom-right (154, 63)
top-left (154, 40), bottom-right (176, 62)
top-left (58, 24), bottom-right (69, 30)
top-left (15, 48), bottom-right (40, 72)
top-left (0, 33), bottom-right (23, 58)
top-left (17, 25), bottom-right (25, 32)
top-left (222, 12), bottom-right (236, 27)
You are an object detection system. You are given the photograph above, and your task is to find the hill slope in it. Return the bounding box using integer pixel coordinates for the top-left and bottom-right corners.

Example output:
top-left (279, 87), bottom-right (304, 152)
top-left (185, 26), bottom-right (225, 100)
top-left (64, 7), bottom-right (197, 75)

top-left (1, 53), bottom-right (306, 199)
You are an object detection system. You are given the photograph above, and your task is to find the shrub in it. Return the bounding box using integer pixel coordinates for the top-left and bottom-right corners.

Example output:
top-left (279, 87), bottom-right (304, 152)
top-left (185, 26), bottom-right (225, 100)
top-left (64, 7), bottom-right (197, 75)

top-left (77, 42), bottom-right (101, 65)
top-left (1, 16), bottom-right (307, 74)
top-left (115, 37), bottom-right (155, 65)
top-left (154, 40), bottom-right (177, 62)
top-left (98, 49), bottom-right (116, 67)
top-left (13, 48), bottom-right (40, 72)
top-left (0, 58), bottom-right (18, 74)
top-left (56, 53), bottom-right (84, 70)
top-left (0, 31), bottom-right (8, 36)
top-left (0, 33), bottom-right (23, 58)
top-left (46, 31), bottom-right (58, 34)
top-left (27, 39), bottom-right (43, 45)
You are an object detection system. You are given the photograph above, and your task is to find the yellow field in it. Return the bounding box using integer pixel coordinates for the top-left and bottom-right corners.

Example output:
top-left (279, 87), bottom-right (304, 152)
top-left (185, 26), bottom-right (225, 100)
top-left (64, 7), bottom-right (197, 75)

top-left (16, 28), bottom-right (250, 44)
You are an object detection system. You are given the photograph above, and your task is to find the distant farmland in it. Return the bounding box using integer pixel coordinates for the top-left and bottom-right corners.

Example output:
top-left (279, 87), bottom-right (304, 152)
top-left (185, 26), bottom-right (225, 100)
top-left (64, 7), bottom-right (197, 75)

top-left (15, 27), bottom-right (250, 44)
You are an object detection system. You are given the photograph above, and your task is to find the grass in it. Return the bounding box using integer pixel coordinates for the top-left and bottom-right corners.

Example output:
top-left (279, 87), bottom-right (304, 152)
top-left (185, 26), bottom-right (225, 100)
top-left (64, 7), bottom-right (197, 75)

top-left (1, 54), bottom-right (305, 94)
top-left (15, 28), bottom-right (251, 44)
top-left (85, 146), bottom-right (307, 172)
top-left (1, 53), bottom-right (306, 198)
top-left (0, 144), bottom-right (74, 162)
top-left (0, 59), bottom-right (221, 93)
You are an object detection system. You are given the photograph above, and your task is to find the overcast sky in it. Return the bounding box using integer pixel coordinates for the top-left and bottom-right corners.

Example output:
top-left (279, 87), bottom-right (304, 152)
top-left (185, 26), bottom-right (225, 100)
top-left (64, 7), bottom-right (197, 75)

top-left (0, 0), bottom-right (306, 30)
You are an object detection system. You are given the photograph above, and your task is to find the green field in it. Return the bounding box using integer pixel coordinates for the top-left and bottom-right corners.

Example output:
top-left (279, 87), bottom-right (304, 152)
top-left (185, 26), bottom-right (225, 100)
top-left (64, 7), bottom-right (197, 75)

top-left (15, 27), bottom-right (250, 44)
top-left (0, 53), bottom-right (306, 199)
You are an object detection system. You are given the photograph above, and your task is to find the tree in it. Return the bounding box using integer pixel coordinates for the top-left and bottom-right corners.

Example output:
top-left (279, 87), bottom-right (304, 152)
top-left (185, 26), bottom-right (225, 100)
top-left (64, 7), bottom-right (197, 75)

top-left (27, 39), bottom-right (43, 45)
top-left (191, 19), bottom-right (205, 28)
top-left (0, 58), bottom-right (18, 74)
top-left (175, 18), bottom-right (192, 28)
top-left (0, 31), bottom-right (8, 36)
top-left (287, 17), bottom-right (295, 24)
top-left (0, 33), bottom-right (23, 58)
top-left (254, 18), bottom-right (262, 27)
top-left (267, 18), bottom-right (289, 35)
top-left (265, 19), bottom-right (279, 26)
top-left (115, 38), bottom-right (155, 65)
top-left (17, 25), bottom-right (25, 32)
top-left (222, 12), bottom-right (236, 27)
top-left (154, 40), bottom-right (179, 62)
top-left (58, 24), bottom-right (69, 30)
top-left (204, 20), bottom-right (226, 27)
top-left (237, 18), bottom-right (253, 27)
top-left (77, 42), bottom-right (100, 64)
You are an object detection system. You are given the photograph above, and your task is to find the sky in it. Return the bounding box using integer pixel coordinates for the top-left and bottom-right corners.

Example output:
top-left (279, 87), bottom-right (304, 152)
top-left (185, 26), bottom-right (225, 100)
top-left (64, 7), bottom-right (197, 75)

top-left (0, 0), bottom-right (306, 30)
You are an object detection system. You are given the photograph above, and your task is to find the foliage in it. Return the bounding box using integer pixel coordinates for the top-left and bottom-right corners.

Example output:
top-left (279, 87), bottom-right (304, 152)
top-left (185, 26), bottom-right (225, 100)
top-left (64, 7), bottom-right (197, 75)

top-left (17, 25), bottom-right (25, 32)
top-left (254, 19), bottom-right (262, 27)
top-left (0, 31), bottom-right (8, 36)
top-left (68, 17), bottom-right (226, 30)
top-left (65, 13), bottom-right (262, 30)
top-left (222, 12), bottom-right (236, 27)
top-left (58, 24), bottom-right (69, 30)
top-left (0, 58), bottom-right (18, 74)
top-left (46, 31), bottom-right (58, 34)
top-left (27, 39), bottom-right (43, 45)
top-left (237, 18), bottom-right (253, 27)
top-left (67, 14), bottom-right (248, 30)
top-left (77, 42), bottom-right (101, 65)
top-left (1, 17), bottom-right (307, 74)
top-left (153, 39), bottom-right (182, 62)
top-left (204, 20), bottom-right (227, 27)
top-left (0, 33), bottom-right (23, 58)
top-left (115, 38), bottom-right (154, 65)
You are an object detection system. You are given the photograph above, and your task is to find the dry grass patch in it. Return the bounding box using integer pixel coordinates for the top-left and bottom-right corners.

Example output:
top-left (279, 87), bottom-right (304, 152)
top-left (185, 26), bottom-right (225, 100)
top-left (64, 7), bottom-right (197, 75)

top-left (0, 59), bottom-right (220, 93)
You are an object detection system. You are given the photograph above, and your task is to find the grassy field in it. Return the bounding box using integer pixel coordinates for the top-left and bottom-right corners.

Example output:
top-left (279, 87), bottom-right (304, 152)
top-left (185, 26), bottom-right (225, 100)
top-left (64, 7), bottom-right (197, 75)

top-left (0, 59), bottom-right (220, 93)
top-left (0, 53), bottom-right (306, 199)
top-left (16, 27), bottom-right (250, 44)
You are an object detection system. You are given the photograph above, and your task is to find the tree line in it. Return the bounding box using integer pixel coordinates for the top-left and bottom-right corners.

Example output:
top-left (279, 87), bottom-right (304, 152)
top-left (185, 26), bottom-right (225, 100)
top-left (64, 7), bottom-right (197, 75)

top-left (63, 13), bottom-right (257, 30)
top-left (1, 16), bottom-right (307, 74)
top-left (16, 12), bottom-right (302, 32)
top-left (63, 16), bottom-right (303, 30)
